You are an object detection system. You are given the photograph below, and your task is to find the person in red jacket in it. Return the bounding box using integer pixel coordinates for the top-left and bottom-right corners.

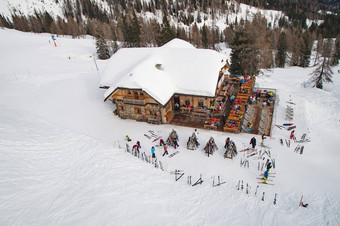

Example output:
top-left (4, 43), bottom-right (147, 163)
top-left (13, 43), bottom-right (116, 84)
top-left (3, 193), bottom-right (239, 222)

top-left (162, 145), bottom-right (168, 156)
top-left (290, 130), bottom-right (295, 140)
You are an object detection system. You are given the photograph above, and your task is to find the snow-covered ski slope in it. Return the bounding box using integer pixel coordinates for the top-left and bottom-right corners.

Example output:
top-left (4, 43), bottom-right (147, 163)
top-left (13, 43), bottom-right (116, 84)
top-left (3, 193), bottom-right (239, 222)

top-left (0, 29), bottom-right (340, 225)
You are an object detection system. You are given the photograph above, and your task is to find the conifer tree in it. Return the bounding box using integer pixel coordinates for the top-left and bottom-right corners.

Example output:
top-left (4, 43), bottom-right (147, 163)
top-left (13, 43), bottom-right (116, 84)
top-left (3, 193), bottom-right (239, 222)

top-left (95, 26), bottom-right (110, 60)
top-left (201, 24), bottom-right (208, 49)
top-left (229, 31), bottom-right (245, 75)
top-left (159, 15), bottom-right (175, 45)
top-left (332, 38), bottom-right (340, 66)
top-left (126, 11), bottom-right (141, 47)
top-left (277, 31), bottom-right (287, 68)
top-left (307, 57), bottom-right (333, 89)
top-left (300, 32), bottom-right (312, 67)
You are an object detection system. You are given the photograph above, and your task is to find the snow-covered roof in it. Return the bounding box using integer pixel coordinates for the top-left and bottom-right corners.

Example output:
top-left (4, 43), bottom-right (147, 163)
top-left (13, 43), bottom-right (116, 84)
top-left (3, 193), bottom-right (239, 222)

top-left (101, 38), bottom-right (227, 105)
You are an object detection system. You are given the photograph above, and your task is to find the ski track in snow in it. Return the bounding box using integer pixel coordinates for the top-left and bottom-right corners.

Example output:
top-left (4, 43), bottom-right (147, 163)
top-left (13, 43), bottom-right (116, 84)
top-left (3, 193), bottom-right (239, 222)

top-left (0, 29), bottom-right (340, 225)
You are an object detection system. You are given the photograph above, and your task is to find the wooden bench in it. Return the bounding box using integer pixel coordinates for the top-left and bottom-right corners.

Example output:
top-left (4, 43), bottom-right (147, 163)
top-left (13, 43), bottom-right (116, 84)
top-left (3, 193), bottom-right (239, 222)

top-left (229, 110), bottom-right (245, 116)
top-left (181, 107), bottom-right (191, 113)
top-left (238, 93), bottom-right (250, 99)
top-left (228, 115), bottom-right (241, 121)
top-left (191, 111), bottom-right (209, 118)
top-left (224, 126), bottom-right (239, 133)
top-left (241, 83), bottom-right (253, 88)
top-left (204, 124), bottom-right (217, 130)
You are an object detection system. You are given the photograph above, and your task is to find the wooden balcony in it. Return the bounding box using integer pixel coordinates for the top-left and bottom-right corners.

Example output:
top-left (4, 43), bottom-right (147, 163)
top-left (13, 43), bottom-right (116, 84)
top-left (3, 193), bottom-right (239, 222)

top-left (123, 98), bottom-right (145, 105)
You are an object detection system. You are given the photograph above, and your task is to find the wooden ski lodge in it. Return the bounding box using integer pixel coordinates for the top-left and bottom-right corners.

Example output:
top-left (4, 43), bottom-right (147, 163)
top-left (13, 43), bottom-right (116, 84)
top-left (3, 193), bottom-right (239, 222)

top-left (101, 39), bottom-right (276, 136)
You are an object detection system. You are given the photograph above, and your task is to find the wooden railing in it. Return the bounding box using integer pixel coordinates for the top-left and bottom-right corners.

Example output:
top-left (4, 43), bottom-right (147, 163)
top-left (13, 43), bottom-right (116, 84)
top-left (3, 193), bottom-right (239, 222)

top-left (123, 98), bottom-right (145, 105)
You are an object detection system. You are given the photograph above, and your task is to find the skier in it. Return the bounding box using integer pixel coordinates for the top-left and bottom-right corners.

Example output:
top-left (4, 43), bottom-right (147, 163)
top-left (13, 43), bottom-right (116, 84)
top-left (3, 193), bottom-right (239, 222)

top-left (266, 161), bottom-right (272, 173)
top-left (250, 137), bottom-right (256, 149)
top-left (132, 144), bottom-right (139, 155)
top-left (173, 138), bottom-right (179, 149)
top-left (159, 139), bottom-right (165, 146)
top-left (263, 169), bottom-right (269, 183)
top-left (290, 130), bottom-right (295, 140)
top-left (162, 145), bottom-right (168, 156)
top-left (136, 141), bottom-right (141, 149)
top-left (224, 137), bottom-right (230, 148)
top-left (261, 134), bottom-right (266, 146)
top-left (125, 135), bottom-right (131, 142)
top-left (151, 146), bottom-right (156, 158)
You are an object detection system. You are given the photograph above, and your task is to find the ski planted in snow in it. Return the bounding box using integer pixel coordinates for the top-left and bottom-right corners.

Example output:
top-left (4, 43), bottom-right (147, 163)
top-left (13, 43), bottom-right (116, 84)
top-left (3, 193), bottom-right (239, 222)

top-left (300, 146), bottom-right (304, 154)
top-left (255, 185), bottom-right (259, 196)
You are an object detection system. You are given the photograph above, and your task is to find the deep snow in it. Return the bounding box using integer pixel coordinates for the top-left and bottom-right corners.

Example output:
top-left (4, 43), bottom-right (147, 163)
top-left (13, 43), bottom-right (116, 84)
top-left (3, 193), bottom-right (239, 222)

top-left (0, 29), bottom-right (340, 225)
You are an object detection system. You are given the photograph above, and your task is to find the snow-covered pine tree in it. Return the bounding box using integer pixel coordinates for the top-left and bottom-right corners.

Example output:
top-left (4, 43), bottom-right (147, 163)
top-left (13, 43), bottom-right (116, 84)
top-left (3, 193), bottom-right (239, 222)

top-left (95, 27), bottom-right (110, 60)
top-left (307, 57), bottom-right (333, 89)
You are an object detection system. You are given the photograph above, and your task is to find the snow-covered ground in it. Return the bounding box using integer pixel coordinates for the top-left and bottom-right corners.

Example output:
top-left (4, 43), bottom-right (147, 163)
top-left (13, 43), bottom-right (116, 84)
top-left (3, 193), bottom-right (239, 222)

top-left (0, 28), bottom-right (340, 225)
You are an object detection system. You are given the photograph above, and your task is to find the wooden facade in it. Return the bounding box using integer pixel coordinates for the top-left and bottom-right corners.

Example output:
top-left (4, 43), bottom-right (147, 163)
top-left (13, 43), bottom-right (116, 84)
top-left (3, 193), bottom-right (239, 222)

top-left (106, 87), bottom-right (216, 124)
top-left (105, 62), bottom-right (232, 125)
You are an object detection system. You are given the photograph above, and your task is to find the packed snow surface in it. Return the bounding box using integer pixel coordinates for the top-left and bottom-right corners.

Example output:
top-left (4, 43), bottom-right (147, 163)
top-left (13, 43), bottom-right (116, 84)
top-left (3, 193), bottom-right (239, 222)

top-left (101, 38), bottom-right (226, 105)
top-left (0, 29), bottom-right (340, 225)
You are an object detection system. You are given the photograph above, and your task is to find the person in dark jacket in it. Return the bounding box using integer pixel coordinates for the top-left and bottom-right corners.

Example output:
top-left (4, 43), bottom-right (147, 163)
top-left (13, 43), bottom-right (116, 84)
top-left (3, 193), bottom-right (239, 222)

top-left (250, 137), bottom-right (256, 149)
top-left (224, 137), bottom-right (230, 148)
top-left (266, 161), bottom-right (272, 173)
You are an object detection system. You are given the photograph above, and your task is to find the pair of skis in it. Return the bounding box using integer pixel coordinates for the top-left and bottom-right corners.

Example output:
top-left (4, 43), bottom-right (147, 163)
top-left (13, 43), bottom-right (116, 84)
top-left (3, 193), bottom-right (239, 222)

top-left (240, 159), bottom-right (249, 168)
top-left (168, 151), bottom-right (180, 158)
top-left (257, 172), bottom-right (275, 185)
top-left (192, 175), bottom-right (203, 186)
top-left (261, 192), bottom-right (277, 204)
top-left (212, 176), bottom-right (226, 187)
top-left (171, 169), bottom-right (185, 181)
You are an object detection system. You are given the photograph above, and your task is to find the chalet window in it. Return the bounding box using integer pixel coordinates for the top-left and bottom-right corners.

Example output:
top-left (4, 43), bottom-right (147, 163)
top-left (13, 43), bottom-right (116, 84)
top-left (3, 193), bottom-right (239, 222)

top-left (134, 107), bottom-right (141, 115)
top-left (133, 91), bottom-right (138, 100)
top-left (140, 92), bottom-right (144, 95)
top-left (198, 99), bottom-right (204, 108)
top-left (128, 90), bottom-right (131, 94)
top-left (185, 98), bottom-right (190, 107)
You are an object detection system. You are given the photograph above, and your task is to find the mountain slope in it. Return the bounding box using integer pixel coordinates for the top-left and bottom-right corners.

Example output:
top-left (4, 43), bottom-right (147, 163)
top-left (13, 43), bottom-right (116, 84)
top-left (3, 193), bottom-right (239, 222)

top-left (0, 28), bottom-right (340, 225)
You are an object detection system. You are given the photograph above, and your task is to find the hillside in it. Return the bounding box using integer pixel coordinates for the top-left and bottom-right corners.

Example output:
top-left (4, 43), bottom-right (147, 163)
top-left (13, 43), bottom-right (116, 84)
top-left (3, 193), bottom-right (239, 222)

top-left (0, 28), bottom-right (340, 225)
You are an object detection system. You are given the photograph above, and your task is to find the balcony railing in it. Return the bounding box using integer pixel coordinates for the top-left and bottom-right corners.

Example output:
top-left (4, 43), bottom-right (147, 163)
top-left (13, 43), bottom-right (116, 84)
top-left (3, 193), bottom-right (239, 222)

top-left (123, 98), bottom-right (145, 105)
